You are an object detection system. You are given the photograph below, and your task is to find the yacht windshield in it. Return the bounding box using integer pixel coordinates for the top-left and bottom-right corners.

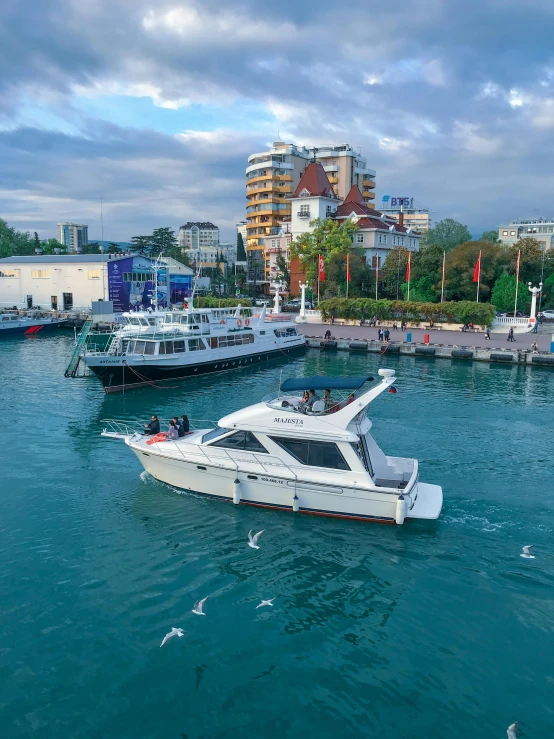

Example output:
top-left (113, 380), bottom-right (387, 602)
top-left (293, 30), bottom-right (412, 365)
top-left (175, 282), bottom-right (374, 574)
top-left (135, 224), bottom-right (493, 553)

top-left (201, 427), bottom-right (230, 443)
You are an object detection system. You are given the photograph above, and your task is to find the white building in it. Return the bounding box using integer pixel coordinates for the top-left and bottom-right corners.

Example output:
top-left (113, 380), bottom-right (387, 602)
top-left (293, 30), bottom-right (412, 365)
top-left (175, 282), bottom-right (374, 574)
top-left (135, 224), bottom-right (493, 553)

top-left (0, 254), bottom-right (193, 311)
top-left (58, 223), bottom-right (88, 253)
top-left (179, 222), bottom-right (219, 250)
top-left (498, 218), bottom-right (554, 250)
top-left (290, 162), bottom-right (421, 272)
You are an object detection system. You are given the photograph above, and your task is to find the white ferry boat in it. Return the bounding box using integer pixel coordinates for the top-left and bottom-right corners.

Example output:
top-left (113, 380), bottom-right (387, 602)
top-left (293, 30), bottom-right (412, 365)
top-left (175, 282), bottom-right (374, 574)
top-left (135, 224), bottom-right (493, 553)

top-left (83, 304), bottom-right (305, 392)
top-left (101, 371), bottom-right (443, 525)
top-left (0, 312), bottom-right (66, 336)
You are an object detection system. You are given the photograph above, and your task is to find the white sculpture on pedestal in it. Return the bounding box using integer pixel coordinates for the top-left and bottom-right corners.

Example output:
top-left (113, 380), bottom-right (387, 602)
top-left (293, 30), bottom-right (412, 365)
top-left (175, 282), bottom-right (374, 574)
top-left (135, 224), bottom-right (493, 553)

top-left (272, 281), bottom-right (284, 314)
top-left (299, 281), bottom-right (309, 320)
top-left (528, 282), bottom-right (543, 324)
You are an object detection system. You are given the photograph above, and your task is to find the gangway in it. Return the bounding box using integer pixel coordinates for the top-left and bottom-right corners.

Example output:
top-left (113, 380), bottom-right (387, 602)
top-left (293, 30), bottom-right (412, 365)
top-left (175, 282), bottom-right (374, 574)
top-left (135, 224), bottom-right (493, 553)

top-left (64, 319), bottom-right (93, 377)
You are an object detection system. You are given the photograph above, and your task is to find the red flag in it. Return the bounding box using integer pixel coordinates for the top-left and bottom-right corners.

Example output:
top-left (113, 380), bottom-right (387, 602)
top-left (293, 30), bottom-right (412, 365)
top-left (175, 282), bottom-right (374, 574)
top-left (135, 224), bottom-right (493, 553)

top-left (473, 251), bottom-right (481, 283)
top-left (389, 386), bottom-right (397, 394)
top-left (346, 253), bottom-right (351, 282)
top-left (318, 254), bottom-right (325, 282)
top-left (515, 249), bottom-right (521, 280)
top-left (405, 252), bottom-right (411, 282)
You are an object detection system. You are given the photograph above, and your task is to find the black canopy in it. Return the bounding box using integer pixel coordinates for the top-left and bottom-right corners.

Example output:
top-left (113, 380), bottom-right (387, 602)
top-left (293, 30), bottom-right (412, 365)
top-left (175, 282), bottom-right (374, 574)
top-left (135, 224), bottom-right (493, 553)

top-left (280, 376), bottom-right (374, 392)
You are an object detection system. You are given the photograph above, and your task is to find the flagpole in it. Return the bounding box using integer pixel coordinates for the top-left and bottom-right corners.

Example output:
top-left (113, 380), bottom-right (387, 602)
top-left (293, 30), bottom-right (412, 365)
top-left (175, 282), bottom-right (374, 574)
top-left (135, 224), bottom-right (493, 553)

top-left (476, 250), bottom-right (481, 303)
top-left (441, 250), bottom-right (446, 302)
top-left (514, 249), bottom-right (520, 316)
top-left (407, 252), bottom-right (411, 301)
top-left (375, 252), bottom-right (378, 300)
top-left (346, 253), bottom-right (349, 299)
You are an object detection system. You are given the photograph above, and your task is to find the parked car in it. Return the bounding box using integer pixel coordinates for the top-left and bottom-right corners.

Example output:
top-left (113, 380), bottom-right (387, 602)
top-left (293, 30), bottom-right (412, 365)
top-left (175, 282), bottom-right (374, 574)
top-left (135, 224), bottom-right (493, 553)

top-left (539, 309), bottom-right (554, 320)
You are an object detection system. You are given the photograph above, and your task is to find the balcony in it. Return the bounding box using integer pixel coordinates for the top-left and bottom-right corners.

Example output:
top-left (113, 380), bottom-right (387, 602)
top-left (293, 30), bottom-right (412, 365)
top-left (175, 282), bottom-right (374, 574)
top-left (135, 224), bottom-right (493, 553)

top-left (362, 179), bottom-right (376, 188)
top-left (362, 191), bottom-right (376, 200)
top-left (328, 176), bottom-right (338, 184)
top-left (297, 211), bottom-right (311, 218)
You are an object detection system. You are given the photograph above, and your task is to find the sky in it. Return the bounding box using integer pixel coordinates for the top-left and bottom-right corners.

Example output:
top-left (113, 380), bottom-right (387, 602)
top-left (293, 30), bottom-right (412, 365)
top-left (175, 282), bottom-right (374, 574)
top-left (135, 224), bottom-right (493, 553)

top-left (2, 0), bottom-right (554, 243)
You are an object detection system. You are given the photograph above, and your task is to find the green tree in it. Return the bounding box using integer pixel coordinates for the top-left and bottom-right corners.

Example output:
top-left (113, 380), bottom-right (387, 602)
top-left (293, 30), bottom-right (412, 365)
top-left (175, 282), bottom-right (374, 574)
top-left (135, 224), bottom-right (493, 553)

top-left (41, 238), bottom-right (66, 254)
top-left (510, 237), bottom-right (544, 285)
top-left (409, 243), bottom-right (445, 301)
top-left (130, 235), bottom-right (152, 255)
top-left (33, 232), bottom-right (41, 251)
top-left (481, 229), bottom-right (500, 243)
top-left (290, 218), bottom-right (359, 284)
top-left (237, 232), bottom-right (247, 261)
top-left (379, 246), bottom-right (410, 299)
top-left (401, 275), bottom-right (436, 302)
top-left (423, 218), bottom-right (472, 252)
top-left (491, 273), bottom-right (516, 313)
top-left (275, 253), bottom-right (290, 291)
top-left (445, 241), bottom-right (509, 302)
top-left (542, 273), bottom-right (554, 309)
top-left (106, 242), bottom-right (121, 254)
top-left (151, 227), bottom-right (178, 254)
top-left (81, 241), bottom-right (101, 254)
top-left (0, 218), bottom-right (34, 258)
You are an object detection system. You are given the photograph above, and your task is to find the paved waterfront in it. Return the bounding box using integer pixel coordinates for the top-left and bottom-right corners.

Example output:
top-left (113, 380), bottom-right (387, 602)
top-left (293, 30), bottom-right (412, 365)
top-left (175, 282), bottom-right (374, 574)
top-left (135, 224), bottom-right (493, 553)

top-left (304, 322), bottom-right (553, 351)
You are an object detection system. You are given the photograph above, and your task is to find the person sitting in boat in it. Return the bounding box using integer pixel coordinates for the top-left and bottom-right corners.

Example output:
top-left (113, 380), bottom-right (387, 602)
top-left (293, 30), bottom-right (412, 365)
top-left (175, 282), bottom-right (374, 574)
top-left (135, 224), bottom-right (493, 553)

top-left (343, 393), bottom-right (355, 408)
top-left (167, 420), bottom-right (179, 441)
top-left (180, 415), bottom-right (190, 434)
top-left (323, 389), bottom-right (335, 411)
top-left (144, 415), bottom-right (160, 435)
top-left (172, 416), bottom-right (182, 435)
top-left (307, 389), bottom-right (320, 407)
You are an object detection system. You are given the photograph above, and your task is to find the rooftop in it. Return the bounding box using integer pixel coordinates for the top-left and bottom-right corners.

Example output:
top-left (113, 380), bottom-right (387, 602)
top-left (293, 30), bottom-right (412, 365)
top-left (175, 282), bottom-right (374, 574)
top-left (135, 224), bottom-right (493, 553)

top-left (292, 162), bottom-right (338, 199)
top-left (180, 222), bottom-right (219, 230)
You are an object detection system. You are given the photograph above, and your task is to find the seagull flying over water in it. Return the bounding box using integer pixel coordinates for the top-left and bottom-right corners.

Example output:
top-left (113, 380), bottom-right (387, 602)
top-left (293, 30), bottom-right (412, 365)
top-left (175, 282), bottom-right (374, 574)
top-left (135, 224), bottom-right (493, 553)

top-left (248, 529), bottom-right (264, 549)
top-left (507, 721), bottom-right (518, 738)
top-left (192, 597), bottom-right (209, 616)
top-left (160, 627), bottom-right (184, 647)
top-left (256, 598), bottom-right (275, 609)
top-left (520, 545), bottom-right (535, 559)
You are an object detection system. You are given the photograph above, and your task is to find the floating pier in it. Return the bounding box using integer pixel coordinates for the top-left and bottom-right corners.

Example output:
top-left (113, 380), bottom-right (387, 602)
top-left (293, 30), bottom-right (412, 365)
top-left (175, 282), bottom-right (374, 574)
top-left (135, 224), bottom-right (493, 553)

top-left (306, 337), bottom-right (554, 367)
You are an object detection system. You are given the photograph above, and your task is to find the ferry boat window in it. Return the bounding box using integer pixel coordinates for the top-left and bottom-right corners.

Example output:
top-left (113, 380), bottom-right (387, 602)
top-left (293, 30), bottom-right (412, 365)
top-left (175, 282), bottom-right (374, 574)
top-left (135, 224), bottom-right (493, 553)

top-left (144, 342), bottom-right (155, 355)
top-left (188, 339), bottom-right (206, 351)
top-left (173, 340), bottom-right (185, 353)
top-left (134, 341), bottom-right (146, 354)
top-left (201, 314), bottom-right (209, 323)
top-left (147, 318), bottom-right (157, 326)
top-left (269, 437), bottom-right (350, 470)
top-left (211, 431), bottom-right (268, 454)
top-left (163, 341), bottom-right (174, 354)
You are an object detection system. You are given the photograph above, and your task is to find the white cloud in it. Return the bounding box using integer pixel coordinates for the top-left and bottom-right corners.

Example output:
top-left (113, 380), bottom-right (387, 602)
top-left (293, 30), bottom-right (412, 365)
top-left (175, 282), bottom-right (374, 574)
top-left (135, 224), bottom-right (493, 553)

top-left (453, 121), bottom-right (501, 155)
top-left (73, 80), bottom-right (191, 110)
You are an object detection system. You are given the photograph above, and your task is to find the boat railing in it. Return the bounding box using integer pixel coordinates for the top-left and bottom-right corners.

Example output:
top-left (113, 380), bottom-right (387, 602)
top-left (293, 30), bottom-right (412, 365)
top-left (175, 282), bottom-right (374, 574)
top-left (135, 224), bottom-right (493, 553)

top-left (100, 417), bottom-right (218, 437)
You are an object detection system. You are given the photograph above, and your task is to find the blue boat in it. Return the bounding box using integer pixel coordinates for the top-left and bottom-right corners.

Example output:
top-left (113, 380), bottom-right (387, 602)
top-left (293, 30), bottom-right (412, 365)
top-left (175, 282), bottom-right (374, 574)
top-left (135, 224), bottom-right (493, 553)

top-left (0, 312), bottom-right (67, 336)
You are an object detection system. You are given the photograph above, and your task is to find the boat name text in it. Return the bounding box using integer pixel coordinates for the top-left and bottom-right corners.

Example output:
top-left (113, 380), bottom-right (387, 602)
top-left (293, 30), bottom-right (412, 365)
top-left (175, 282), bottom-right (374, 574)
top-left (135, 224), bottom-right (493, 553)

top-left (273, 417), bottom-right (304, 425)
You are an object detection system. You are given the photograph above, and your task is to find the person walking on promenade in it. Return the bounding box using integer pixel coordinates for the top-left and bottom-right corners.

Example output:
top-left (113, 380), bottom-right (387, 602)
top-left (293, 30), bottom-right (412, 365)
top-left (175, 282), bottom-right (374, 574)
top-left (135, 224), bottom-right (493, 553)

top-left (384, 328), bottom-right (390, 343)
top-left (531, 340), bottom-right (538, 353)
top-left (507, 327), bottom-right (515, 342)
top-left (393, 320), bottom-right (398, 331)
top-left (485, 327), bottom-right (491, 340)
top-left (378, 327), bottom-right (384, 342)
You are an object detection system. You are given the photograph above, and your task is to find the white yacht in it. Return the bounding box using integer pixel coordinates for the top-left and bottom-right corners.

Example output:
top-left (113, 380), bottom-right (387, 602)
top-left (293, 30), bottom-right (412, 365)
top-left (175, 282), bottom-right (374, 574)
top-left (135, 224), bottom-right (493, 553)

top-left (101, 371), bottom-right (443, 525)
top-left (82, 304), bottom-right (305, 392)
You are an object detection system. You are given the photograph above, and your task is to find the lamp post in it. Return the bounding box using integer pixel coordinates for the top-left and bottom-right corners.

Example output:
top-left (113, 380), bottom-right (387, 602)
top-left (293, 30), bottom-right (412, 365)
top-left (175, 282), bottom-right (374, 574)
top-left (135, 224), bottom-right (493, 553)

top-left (299, 281), bottom-right (309, 321)
top-left (528, 281), bottom-right (543, 327)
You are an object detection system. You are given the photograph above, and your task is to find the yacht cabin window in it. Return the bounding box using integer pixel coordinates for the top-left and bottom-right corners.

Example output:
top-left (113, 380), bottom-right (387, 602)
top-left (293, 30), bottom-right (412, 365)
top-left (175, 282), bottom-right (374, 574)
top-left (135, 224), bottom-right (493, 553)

top-left (269, 437), bottom-right (350, 470)
top-left (210, 431), bottom-right (269, 454)
top-left (188, 338), bottom-right (206, 351)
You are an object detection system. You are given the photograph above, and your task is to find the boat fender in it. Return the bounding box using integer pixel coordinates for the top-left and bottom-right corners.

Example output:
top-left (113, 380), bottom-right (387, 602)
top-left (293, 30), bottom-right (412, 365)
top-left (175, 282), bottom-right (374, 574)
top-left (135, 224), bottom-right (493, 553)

top-left (220, 319), bottom-right (226, 325)
top-left (237, 318), bottom-right (243, 327)
top-left (395, 495), bottom-right (407, 525)
top-left (245, 318), bottom-right (251, 327)
top-left (293, 494), bottom-right (299, 513)
top-left (233, 479), bottom-right (241, 505)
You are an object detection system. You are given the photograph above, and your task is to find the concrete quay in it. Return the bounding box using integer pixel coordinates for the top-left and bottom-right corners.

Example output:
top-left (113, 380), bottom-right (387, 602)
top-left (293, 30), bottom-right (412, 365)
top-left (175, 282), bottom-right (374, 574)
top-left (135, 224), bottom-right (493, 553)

top-left (304, 324), bottom-right (554, 368)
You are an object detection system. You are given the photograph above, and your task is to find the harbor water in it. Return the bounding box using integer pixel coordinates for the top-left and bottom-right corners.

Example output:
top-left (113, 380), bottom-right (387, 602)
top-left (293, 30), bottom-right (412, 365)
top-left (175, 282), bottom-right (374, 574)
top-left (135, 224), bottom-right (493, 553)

top-left (1, 334), bottom-right (554, 738)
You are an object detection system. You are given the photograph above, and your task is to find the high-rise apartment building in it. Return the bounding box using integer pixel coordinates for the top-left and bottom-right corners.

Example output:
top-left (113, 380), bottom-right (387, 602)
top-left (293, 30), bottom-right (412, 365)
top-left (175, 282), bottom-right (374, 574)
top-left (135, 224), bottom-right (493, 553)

top-left (179, 222), bottom-right (219, 250)
top-left (58, 223), bottom-right (88, 253)
top-left (245, 142), bottom-right (376, 288)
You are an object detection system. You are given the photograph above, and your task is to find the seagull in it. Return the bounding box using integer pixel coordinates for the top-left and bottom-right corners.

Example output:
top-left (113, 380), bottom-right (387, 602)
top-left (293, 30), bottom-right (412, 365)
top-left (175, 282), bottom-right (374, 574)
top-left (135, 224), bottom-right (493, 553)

top-left (507, 721), bottom-right (518, 738)
top-left (192, 597), bottom-right (209, 616)
top-left (248, 529), bottom-right (264, 549)
top-left (160, 627), bottom-right (184, 647)
top-left (256, 598), bottom-right (275, 609)
top-left (520, 545), bottom-right (535, 559)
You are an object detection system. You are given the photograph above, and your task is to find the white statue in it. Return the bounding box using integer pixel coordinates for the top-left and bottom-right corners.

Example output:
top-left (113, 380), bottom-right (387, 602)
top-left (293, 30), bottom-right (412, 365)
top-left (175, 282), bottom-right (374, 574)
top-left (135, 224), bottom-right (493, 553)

top-left (528, 282), bottom-right (543, 323)
top-left (272, 281), bottom-right (284, 314)
top-left (299, 281), bottom-right (309, 319)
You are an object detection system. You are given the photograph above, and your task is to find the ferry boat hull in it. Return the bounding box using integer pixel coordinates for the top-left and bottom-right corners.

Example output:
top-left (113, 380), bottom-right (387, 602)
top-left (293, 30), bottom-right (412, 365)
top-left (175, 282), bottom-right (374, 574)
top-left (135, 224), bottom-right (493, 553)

top-left (88, 343), bottom-right (306, 392)
top-left (0, 317), bottom-right (67, 336)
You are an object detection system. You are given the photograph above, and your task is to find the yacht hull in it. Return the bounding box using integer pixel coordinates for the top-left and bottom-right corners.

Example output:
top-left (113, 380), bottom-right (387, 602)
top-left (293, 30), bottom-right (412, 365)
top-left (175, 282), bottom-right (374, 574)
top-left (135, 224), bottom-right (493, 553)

top-left (86, 344), bottom-right (306, 392)
top-left (0, 319), bottom-right (66, 336)
top-left (130, 443), bottom-right (430, 525)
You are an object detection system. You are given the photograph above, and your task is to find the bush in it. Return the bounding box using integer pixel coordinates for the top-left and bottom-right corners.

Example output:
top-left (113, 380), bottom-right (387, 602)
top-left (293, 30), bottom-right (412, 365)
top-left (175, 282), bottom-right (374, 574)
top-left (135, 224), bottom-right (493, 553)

top-left (195, 297), bottom-right (252, 308)
top-left (318, 299), bottom-right (496, 325)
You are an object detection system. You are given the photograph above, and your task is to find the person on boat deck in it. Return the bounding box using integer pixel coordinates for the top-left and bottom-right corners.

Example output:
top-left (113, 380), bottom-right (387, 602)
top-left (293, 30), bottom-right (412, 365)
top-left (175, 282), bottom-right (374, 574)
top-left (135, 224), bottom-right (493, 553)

top-left (345, 393), bottom-right (355, 406)
top-left (144, 415), bottom-right (160, 435)
top-left (172, 416), bottom-right (182, 434)
top-left (306, 389), bottom-right (321, 407)
top-left (323, 389), bottom-right (335, 410)
top-left (181, 415), bottom-right (190, 434)
top-left (166, 420), bottom-right (179, 441)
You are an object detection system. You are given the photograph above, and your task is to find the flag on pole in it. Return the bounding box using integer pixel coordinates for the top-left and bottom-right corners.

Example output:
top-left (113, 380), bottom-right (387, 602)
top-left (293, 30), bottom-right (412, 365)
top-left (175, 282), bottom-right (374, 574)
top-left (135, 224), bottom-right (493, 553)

top-left (405, 252), bottom-right (411, 282)
top-left (441, 251), bottom-right (446, 302)
top-left (346, 253), bottom-right (351, 282)
top-left (472, 251), bottom-right (481, 283)
top-left (318, 254), bottom-right (325, 282)
top-left (515, 249), bottom-right (521, 280)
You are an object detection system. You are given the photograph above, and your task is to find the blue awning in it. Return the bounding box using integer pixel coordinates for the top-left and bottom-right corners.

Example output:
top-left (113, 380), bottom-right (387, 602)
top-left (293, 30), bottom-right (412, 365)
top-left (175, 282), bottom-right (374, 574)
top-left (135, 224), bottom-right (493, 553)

top-left (280, 376), bottom-right (374, 392)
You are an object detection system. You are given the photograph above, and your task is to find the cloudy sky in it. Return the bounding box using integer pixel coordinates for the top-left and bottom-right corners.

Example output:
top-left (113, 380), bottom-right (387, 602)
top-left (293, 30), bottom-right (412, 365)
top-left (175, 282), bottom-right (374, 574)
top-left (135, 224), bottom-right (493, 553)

top-left (2, 0), bottom-right (554, 242)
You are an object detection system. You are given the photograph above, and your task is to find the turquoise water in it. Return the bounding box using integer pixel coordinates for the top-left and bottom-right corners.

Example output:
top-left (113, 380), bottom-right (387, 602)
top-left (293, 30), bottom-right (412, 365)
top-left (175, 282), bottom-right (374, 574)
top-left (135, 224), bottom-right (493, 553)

top-left (1, 334), bottom-right (554, 738)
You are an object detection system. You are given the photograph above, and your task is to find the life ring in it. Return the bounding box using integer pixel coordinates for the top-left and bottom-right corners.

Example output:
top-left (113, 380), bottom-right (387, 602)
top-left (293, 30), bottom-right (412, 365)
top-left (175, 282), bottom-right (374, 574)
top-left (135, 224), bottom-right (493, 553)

top-left (245, 318), bottom-right (251, 327)
top-left (220, 319), bottom-right (226, 325)
top-left (237, 318), bottom-right (243, 327)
